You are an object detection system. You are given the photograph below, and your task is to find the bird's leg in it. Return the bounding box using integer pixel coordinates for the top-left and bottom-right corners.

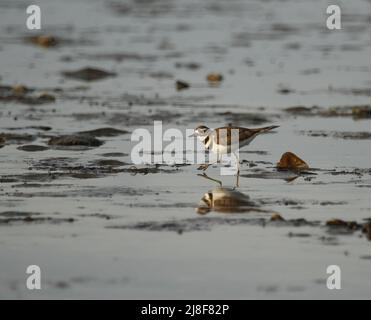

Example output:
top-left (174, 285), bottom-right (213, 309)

top-left (233, 152), bottom-right (240, 187)
top-left (197, 173), bottom-right (222, 186)
top-left (197, 153), bottom-right (221, 171)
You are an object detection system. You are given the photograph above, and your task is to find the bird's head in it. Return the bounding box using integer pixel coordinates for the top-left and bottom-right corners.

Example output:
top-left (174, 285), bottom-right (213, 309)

top-left (189, 125), bottom-right (211, 138)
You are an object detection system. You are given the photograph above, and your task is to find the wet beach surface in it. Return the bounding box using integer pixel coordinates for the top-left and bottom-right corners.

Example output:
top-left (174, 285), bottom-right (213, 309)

top-left (1, 0), bottom-right (371, 298)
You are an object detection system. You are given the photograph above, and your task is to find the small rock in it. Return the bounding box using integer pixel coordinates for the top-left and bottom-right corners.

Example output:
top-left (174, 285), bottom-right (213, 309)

top-left (175, 80), bottom-right (190, 91)
top-left (38, 93), bottom-right (56, 102)
top-left (0, 136), bottom-right (5, 148)
top-left (362, 221), bottom-right (371, 240)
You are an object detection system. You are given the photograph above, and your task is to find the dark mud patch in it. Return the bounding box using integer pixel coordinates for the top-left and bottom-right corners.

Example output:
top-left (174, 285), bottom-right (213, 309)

top-left (175, 62), bottom-right (201, 70)
top-left (284, 105), bottom-right (371, 119)
top-left (6, 126), bottom-right (52, 132)
top-left (0, 133), bottom-right (36, 144)
top-left (78, 127), bottom-right (129, 137)
top-left (0, 211), bottom-right (75, 225)
top-left (0, 85), bottom-right (56, 105)
top-left (62, 67), bottom-right (116, 81)
top-left (17, 145), bottom-right (49, 152)
top-left (327, 168), bottom-right (371, 176)
top-left (287, 232), bottom-right (312, 238)
top-left (119, 165), bottom-right (180, 175)
top-left (299, 130), bottom-right (371, 140)
top-left (240, 150), bottom-right (269, 155)
top-left (8, 186), bottom-right (153, 198)
top-left (106, 110), bottom-right (182, 126)
top-left (216, 111), bottom-right (270, 126)
top-left (0, 211), bottom-right (40, 218)
top-left (77, 213), bottom-right (117, 220)
top-left (29, 157), bottom-right (136, 179)
top-left (129, 202), bottom-right (195, 209)
top-left (325, 219), bottom-right (365, 237)
top-left (2, 170), bottom-right (109, 183)
top-left (48, 135), bottom-right (104, 147)
top-left (107, 216), bottom-right (319, 233)
top-left (240, 168), bottom-right (316, 181)
top-left (0, 173), bottom-right (57, 183)
top-left (77, 52), bottom-right (157, 63)
top-left (10, 182), bottom-right (71, 188)
top-left (92, 159), bottom-right (128, 167)
top-left (100, 152), bottom-right (128, 157)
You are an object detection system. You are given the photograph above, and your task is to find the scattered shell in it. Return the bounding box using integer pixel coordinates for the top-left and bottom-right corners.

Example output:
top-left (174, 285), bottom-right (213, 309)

top-left (206, 73), bottom-right (223, 84)
top-left (12, 85), bottom-right (28, 96)
top-left (29, 35), bottom-right (58, 48)
top-left (271, 213), bottom-right (285, 221)
top-left (277, 152), bottom-right (309, 171)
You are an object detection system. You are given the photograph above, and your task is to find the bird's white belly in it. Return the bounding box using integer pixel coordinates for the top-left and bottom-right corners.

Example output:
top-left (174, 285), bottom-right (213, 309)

top-left (211, 137), bottom-right (254, 154)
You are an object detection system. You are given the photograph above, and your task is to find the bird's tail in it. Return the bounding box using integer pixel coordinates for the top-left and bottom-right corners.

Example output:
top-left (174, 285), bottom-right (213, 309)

top-left (255, 125), bottom-right (280, 134)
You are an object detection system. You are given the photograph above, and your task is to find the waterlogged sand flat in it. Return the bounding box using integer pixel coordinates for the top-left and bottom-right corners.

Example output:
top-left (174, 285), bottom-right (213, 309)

top-left (0, 0), bottom-right (371, 299)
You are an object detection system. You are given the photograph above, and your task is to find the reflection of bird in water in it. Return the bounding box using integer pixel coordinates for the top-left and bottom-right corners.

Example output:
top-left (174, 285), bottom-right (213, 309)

top-left (196, 187), bottom-right (261, 215)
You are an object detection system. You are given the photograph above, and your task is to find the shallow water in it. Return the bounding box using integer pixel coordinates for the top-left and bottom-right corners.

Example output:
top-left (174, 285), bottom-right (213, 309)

top-left (0, 0), bottom-right (371, 299)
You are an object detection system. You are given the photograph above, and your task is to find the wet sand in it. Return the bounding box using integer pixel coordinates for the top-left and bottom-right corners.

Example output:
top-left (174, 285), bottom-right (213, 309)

top-left (1, 0), bottom-right (371, 299)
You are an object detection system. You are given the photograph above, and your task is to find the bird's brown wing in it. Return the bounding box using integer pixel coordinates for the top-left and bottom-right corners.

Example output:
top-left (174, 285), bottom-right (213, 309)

top-left (214, 127), bottom-right (255, 146)
top-left (214, 126), bottom-right (279, 146)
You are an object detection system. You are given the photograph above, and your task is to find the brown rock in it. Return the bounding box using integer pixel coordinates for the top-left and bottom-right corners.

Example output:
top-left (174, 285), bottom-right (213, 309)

top-left (277, 152), bottom-right (309, 171)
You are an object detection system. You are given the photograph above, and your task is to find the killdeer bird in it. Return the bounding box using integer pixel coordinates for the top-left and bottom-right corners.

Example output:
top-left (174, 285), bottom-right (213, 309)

top-left (190, 124), bottom-right (279, 175)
